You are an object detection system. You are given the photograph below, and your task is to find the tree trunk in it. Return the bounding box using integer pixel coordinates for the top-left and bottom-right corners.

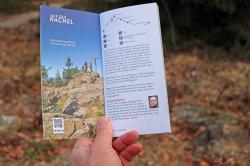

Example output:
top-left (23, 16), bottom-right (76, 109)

top-left (160, 0), bottom-right (177, 49)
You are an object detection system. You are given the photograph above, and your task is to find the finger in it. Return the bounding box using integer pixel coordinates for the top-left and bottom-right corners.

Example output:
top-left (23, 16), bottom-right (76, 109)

top-left (73, 139), bottom-right (93, 150)
top-left (93, 117), bottom-right (113, 148)
top-left (69, 139), bottom-right (93, 166)
top-left (112, 130), bottom-right (139, 152)
top-left (119, 143), bottom-right (143, 165)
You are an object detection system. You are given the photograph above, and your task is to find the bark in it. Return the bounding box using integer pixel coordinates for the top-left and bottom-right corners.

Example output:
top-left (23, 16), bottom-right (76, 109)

top-left (160, 0), bottom-right (177, 49)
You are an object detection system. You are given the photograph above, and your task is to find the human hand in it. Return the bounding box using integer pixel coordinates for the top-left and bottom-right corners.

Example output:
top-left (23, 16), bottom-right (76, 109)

top-left (69, 117), bottom-right (142, 166)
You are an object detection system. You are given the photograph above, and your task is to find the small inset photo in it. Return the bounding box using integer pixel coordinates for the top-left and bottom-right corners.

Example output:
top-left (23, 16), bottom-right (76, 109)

top-left (148, 95), bottom-right (159, 109)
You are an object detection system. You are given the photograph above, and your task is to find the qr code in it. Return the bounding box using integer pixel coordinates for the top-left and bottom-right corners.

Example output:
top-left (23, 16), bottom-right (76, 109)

top-left (52, 118), bottom-right (64, 133)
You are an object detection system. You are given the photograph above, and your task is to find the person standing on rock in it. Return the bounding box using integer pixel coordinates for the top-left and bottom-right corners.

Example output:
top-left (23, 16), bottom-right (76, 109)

top-left (89, 61), bottom-right (93, 72)
top-left (83, 61), bottom-right (88, 72)
top-left (93, 57), bottom-right (97, 72)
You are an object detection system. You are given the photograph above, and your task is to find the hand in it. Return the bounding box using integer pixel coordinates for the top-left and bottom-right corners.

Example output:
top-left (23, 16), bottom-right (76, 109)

top-left (69, 117), bottom-right (142, 166)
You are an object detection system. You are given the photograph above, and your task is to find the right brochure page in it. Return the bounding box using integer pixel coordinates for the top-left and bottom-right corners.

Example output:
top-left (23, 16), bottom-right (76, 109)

top-left (100, 3), bottom-right (171, 136)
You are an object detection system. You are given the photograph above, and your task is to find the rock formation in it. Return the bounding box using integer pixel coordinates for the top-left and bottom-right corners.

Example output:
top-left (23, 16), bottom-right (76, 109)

top-left (42, 71), bottom-right (104, 139)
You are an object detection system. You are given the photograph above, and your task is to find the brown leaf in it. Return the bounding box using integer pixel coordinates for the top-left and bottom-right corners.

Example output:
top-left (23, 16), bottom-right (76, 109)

top-left (38, 152), bottom-right (45, 161)
top-left (9, 146), bottom-right (23, 158)
top-left (32, 83), bottom-right (40, 92)
top-left (199, 160), bottom-right (209, 166)
top-left (163, 153), bottom-right (171, 163)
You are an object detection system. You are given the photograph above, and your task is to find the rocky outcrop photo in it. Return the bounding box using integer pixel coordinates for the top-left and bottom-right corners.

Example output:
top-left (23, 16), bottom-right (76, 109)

top-left (42, 72), bottom-right (104, 139)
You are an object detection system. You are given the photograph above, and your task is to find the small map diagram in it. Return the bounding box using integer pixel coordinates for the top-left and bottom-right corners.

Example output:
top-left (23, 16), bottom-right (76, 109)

top-left (102, 13), bottom-right (150, 32)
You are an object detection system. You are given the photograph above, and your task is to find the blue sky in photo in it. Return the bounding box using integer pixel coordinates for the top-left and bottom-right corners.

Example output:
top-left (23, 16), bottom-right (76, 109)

top-left (40, 6), bottom-right (102, 78)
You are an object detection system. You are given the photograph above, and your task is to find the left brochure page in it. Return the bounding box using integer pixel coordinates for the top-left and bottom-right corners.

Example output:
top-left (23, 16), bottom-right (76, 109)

top-left (40, 6), bottom-right (104, 140)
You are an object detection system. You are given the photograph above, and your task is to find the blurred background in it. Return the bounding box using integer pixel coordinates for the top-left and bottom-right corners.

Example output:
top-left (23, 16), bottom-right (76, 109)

top-left (0, 0), bottom-right (249, 165)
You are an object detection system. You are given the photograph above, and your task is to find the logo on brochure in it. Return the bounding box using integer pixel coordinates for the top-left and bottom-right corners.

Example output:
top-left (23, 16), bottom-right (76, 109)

top-left (50, 14), bottom-right (74, 25)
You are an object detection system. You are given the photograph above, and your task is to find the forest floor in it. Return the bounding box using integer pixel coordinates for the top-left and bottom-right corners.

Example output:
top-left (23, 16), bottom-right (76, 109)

top-left (0, 2), bottom-right (70, 28)
top-left (0, 4), bottom-right (249, 166)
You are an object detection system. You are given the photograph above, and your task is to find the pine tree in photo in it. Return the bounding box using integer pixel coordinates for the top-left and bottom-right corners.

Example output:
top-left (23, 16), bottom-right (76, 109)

top-left (71, 66), bottom-right (79, 75)
top-left (63, 56), bottom-right (74, 81)
top-left (41, 65), bottom-right (51, 82)
top-left (66, 56), bottom-right (73, 69)
top-left (54, 70), bottom-right (63, 87)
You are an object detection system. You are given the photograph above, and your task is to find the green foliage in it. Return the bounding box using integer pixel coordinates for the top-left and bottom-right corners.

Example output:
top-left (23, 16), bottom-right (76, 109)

top-left (96, 111), bottom-right (105, 117)
top-left (54, 70), bottom-right (63, 87)
top-left (65, 56), bottom-right (73, 69)
top-left (43, 57), bottom-right (80, 87)
top-left (63, 56), bottom-right (73, 81)
top-left (41, 65), bottom-right (51, 81)
top-left (63, 56), bottom-right (79, 81)
top-left (62, 70), bottom-right (70, 81)
top-left (71, 66), bottom-right (79, 75)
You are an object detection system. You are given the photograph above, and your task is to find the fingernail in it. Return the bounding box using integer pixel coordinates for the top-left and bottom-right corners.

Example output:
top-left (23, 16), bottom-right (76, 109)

top-left (97, 117), bottom-right (109, 128)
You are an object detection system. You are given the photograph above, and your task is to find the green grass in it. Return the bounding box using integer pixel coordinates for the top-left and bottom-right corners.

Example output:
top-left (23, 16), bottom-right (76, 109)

top-left (84, 101), bottom-right (104, 118)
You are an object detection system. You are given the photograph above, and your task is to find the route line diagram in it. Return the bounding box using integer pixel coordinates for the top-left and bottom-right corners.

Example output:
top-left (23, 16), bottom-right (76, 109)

top-left (102, 14), bottom-right (150, 32)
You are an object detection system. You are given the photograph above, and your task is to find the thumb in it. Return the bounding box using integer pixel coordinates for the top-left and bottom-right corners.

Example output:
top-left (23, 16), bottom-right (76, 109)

top-left (93, 117), bottom-right (113, 148)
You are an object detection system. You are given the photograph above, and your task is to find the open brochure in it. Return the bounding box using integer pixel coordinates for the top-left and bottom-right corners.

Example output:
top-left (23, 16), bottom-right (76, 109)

top-left (40, 3), bottom-right (171, 139)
